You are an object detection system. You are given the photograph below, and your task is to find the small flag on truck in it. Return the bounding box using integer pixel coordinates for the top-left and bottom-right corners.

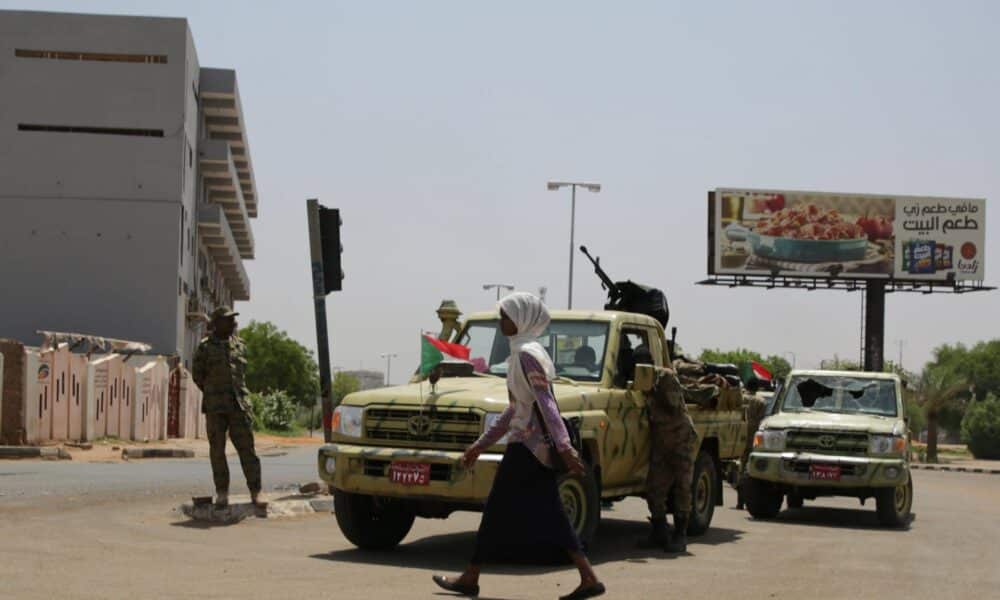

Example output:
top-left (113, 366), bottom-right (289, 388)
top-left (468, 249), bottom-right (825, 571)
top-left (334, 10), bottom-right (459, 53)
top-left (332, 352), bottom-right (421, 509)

top-left (742, 360), bottom-right (772, 384)
top-left (420, 334), bottom-right (471, 376)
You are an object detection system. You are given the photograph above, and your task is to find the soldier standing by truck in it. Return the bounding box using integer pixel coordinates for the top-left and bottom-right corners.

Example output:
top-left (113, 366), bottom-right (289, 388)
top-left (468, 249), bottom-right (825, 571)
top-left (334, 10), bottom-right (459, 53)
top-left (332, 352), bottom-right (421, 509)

top-left (192, 307), bottom-right (261, 508)
top-left (736, 386), bottom-right (769, 510)
top-left (638, 362), bottom-right (696, 554)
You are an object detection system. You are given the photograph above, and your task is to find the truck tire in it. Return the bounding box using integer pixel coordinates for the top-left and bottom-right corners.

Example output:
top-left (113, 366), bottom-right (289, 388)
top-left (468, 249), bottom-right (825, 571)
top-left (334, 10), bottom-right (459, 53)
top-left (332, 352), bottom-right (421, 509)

top-left (687, 450), bottom-right (717, 536)
top-left (333, 490), bottom-right (416, 550)
top-left (746, 477), bottom-right (783, 519)
top-left (875, 474), bottom-right (913, 528)
top-left (557, 463), bottom-right (600, 548)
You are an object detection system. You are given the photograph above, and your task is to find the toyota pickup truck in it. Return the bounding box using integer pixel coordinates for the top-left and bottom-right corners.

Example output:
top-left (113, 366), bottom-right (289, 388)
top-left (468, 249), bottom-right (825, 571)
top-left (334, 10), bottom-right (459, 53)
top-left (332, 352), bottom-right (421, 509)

top-left (317, 307), bottom-right (746, 550)
top-left (744, 369), bottom-right (913, 527)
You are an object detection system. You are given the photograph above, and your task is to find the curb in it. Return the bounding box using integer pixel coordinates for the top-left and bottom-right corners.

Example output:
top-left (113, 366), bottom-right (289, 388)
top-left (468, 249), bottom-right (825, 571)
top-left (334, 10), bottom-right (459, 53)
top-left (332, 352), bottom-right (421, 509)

top-left (0, 446), bottom-right (72, 460)
top-left (122, 447), bottom-right (196, 459)
top-left (911, 464), bottom-right (1000, 475)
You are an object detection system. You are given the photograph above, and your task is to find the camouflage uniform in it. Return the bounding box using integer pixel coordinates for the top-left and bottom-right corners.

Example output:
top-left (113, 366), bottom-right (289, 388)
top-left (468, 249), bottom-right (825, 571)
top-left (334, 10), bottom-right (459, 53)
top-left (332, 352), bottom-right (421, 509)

top-left (642, 366), bottom-right (697, 552)
top-left (737, 393), bottom-right (768, 509)
top-left (192, 309), bottom-right (261, 496)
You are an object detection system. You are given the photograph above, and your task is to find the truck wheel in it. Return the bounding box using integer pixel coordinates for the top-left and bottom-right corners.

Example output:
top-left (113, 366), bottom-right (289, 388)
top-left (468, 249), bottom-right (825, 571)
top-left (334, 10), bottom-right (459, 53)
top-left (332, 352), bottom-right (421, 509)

top-left (746, 477), bottom-right (783, 519)
top-left (333, 490), bottom-right (415, 550)
top-left (876, 474), bottom-right (913, 528)
top-left (557, 463), bottom-right (600, 548)
top-left (687, 450), bottom-right (717, 536)
top-left (786, 493), bottom-right (804, 509)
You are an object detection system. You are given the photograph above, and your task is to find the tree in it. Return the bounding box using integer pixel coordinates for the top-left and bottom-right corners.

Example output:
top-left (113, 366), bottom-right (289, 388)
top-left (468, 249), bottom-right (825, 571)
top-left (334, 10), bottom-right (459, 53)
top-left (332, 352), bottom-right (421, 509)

top-left (333, 371), bottom-right (360, 403)
top-left (915, 363), bottom-right (969, 463)
top-left (241, 321), bottom-right (320, 408)
top-left (961, 394), bottom-right (1000, 459)
top-left (697, 348), bottom-right (791, 381)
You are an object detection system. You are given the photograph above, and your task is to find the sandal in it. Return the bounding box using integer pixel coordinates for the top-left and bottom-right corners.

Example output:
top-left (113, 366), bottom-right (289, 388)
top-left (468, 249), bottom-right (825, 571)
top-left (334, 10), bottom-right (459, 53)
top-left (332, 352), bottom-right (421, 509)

top-left (559, 582), bottom-right (606, 600)
top-left (432, 575), bottom-right (480, 597)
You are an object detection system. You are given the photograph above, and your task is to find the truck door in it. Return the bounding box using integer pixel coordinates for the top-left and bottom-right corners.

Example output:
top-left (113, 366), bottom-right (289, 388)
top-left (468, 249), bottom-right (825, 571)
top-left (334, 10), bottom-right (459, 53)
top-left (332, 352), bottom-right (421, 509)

top-left (604, 326), bottom-right (660, 487)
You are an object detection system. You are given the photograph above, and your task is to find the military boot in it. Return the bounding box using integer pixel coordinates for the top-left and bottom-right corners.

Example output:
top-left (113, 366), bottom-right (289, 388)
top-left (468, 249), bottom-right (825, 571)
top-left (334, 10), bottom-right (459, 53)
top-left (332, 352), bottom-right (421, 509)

top-left (665, 515), bottom-right (688, 553)
top-left (637, 516), bottom-right (668, 548)
top-left (214, 491), bottom-right (229, 508)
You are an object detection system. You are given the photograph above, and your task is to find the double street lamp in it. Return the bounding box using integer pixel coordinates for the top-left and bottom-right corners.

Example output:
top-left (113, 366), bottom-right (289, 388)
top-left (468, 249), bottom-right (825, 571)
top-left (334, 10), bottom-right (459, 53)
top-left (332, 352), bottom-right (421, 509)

top-left (547, 180), bottom-right (601, 309)
top-left (483, 283), bottom-right (515, 301)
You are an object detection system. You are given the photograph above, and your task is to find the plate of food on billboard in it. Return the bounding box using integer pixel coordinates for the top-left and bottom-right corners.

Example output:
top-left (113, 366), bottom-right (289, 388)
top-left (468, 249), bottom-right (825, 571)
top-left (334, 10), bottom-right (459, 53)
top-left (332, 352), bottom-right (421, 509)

top-left (711, 188), bottom-right (985, 282)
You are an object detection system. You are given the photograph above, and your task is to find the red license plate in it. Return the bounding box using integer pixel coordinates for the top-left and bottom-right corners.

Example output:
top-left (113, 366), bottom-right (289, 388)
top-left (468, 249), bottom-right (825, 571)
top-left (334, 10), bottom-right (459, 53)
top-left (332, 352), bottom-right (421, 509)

top-left (389, 462), bottom-right (431, 486)
top-left (809, 464), bottom-right (842, 481)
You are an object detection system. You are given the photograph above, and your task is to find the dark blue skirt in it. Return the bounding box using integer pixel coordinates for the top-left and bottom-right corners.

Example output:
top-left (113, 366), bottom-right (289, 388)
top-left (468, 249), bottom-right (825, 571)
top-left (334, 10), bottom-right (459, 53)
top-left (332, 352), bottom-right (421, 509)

top-left (471, 443), bottom-right (583, 564)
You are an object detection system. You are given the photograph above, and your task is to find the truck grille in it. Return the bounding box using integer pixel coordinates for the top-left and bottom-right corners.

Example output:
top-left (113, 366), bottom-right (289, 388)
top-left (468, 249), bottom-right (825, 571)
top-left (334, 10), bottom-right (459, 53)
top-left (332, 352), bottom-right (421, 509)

top-left (365, 407), bottom-right (482, 446)
top-left (786, 430), bottom-right (869, 455)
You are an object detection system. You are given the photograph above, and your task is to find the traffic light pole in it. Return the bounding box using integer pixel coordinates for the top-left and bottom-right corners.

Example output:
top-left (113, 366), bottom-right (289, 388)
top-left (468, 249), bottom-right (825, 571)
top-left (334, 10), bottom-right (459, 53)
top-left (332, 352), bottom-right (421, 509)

top-left (307, 199), bottom-right (334, 442)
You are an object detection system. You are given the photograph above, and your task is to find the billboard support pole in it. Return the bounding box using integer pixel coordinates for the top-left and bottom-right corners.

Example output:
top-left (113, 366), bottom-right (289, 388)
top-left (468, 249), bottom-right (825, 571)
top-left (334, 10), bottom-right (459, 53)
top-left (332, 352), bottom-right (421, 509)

top-left (863, 281), bottom-right (886, 372)
top-left (307, 199), bottom-right (334, 443)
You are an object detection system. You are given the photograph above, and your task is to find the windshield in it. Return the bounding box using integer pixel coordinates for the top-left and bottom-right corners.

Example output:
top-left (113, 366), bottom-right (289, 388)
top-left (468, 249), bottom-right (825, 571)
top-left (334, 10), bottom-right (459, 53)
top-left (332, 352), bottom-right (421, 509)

top-left (780, 375), bottom-right (898, 417)
top-left (459, 319), bottom-right (610, 382)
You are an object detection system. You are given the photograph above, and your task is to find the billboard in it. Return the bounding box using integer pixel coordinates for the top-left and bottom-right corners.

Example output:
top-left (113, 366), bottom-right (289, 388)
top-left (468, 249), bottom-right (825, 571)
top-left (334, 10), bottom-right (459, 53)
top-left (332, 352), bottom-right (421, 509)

top-left (709, 188), bottom-right (986, 282)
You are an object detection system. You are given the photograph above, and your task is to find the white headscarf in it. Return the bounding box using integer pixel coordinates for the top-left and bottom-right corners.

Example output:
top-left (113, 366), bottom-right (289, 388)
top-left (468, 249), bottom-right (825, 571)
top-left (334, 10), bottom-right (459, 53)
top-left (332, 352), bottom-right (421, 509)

top-left (498, 292), bottom-right (556, 431)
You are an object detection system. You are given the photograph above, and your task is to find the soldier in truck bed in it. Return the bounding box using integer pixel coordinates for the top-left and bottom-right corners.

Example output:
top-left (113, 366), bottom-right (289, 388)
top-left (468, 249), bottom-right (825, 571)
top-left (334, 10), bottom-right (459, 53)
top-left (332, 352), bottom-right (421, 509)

top-left (192, 306), bottom-right (261, 508)
top-left (635, 347), bottom-right (696, 554)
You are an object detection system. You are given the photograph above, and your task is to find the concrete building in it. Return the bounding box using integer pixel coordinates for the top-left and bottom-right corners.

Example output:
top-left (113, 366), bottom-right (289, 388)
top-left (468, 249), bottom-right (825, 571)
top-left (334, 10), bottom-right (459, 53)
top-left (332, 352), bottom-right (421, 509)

top-left (343, 370), bottom-right (386, 391)
top-left (0, 10), bottom-right (259, 366)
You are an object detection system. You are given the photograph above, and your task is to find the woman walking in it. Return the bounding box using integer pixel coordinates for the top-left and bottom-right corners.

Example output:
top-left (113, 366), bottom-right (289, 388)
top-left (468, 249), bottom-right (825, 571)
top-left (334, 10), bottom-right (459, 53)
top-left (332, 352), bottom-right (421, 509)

top-left (432, 292), bottom-right (606, 600)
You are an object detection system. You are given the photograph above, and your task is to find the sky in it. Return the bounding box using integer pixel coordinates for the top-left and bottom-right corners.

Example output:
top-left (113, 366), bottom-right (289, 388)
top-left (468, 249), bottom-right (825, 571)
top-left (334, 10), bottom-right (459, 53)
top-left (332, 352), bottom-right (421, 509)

top-left (6, 1), bottom-right (998, 383)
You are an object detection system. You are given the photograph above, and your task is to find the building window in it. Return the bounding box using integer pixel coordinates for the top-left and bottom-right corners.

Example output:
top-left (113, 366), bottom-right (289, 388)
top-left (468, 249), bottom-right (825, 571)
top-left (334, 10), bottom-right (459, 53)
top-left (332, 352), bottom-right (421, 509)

top-left (18, 124), bottom-right (164, 137)
top-left (180, 206), bottom-right (186, 266)
top-left (15, 48), bottom-right (167, 64)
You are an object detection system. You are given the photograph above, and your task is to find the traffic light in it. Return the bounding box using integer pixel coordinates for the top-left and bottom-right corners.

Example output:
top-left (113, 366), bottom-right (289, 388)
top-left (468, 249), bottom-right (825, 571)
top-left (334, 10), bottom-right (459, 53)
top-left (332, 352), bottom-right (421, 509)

top-left (319, 207), bottom-right (343, 293)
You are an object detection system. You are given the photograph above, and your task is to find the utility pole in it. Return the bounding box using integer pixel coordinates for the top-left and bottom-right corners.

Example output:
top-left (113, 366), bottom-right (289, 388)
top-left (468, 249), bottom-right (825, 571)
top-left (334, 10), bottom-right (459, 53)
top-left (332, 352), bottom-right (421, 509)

top-left (547, 181), bottom-right (601, 309)
top-left (380, 353), bottom-right (398, 387)
top-left (306, 199), bottom-right (343, 442)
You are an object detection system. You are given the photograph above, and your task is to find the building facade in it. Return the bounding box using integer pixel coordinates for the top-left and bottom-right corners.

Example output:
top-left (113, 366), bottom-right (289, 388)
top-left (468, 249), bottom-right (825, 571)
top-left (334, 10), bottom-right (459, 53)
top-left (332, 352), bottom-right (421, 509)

top-left (0, 10), bottom-right (259, 366)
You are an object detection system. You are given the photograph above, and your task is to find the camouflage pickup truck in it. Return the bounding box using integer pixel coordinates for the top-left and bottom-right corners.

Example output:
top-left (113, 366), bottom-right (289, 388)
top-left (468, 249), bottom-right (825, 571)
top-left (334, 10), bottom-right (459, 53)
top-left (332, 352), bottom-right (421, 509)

top-left (318, 308), bottom-right (746, 550)
top-left (745, 369), bottom-right (913, 527)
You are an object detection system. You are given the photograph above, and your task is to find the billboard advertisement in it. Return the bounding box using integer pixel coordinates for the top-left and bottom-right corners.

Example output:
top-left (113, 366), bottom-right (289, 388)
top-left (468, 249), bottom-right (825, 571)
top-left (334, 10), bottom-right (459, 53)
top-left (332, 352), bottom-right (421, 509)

top-left (710, 188), bottom-right (986, 282)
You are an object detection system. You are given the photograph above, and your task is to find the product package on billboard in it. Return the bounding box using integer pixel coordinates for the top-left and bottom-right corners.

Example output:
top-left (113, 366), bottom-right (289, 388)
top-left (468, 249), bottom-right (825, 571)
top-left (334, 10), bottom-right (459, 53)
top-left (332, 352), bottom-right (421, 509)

top-left (711, 188), bottom-right (985, 282)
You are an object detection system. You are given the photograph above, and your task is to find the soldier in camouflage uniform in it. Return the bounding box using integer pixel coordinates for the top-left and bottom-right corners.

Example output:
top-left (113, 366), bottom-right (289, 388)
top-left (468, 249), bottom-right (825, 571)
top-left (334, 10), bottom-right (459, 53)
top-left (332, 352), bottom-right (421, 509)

top-left (736, 391), bottom-right (768, 510)
top-left (639, 366), bottom-right (697, 553)
top-left (192, 307), bottom-right (261, 507)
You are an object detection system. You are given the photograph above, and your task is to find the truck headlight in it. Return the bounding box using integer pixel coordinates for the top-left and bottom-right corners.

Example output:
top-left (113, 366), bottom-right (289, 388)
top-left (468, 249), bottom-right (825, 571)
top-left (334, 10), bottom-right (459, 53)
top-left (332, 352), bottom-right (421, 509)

top-left (332, 405), bottom-right (364, 438)
top-left (325, 457), bottom-right (337, 475)
top-left (869, 435), bottom-right (905, 455)
top-left (483, 412), bottom-right (509, 445)
top-left (754, 429), bottom-right (786, 451)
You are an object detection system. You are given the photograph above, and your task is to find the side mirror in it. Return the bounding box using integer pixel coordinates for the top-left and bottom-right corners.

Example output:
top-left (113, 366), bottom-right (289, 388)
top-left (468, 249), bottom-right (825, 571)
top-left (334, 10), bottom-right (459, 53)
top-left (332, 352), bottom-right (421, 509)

top-left (633, 363), bottom-right (656, 393)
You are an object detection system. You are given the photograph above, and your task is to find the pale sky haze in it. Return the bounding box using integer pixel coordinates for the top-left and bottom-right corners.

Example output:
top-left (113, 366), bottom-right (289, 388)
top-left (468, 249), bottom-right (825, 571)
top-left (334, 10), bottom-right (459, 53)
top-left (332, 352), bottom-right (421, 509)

top-left (5, 1), bottom-right (998, 382)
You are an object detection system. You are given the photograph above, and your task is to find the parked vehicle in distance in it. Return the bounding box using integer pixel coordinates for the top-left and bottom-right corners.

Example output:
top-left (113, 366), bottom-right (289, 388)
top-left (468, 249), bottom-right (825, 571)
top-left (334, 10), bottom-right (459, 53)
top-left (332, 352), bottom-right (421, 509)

top-left (745, 369), bottom-right (913, 527)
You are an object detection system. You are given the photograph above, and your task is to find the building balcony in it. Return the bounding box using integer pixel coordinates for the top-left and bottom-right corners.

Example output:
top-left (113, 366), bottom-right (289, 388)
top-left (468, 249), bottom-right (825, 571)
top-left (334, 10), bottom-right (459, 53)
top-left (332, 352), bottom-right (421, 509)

top-left (198, 139), bottom-right (253, 259)
top-left (198, 203), bottom-right (250, 301)
top-left (199, 67), bottom-right (259, 218)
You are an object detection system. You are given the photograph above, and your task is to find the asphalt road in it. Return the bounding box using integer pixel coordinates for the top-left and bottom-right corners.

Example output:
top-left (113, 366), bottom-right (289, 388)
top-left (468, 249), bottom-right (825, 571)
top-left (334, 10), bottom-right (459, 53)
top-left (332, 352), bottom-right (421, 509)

top-left (1, 455), bottom-right (997, 599)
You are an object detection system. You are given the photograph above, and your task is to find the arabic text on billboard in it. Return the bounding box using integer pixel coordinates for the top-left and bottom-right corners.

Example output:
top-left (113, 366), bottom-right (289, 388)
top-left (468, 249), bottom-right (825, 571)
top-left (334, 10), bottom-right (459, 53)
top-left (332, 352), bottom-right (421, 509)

top-left (711, 188), bottom-right (985, 282)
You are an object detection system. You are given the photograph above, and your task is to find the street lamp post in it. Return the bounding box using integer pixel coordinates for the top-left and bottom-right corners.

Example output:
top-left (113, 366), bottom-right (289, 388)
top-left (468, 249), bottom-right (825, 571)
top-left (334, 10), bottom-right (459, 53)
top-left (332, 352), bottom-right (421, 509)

top-left (483, 283), bottom-right (515, 301)
top-left (547, 181), bottom-right (601, 309)
top-left (783, 352), bottom-right (797, 369)
top-left (379, 353), bottom-right (397, 387)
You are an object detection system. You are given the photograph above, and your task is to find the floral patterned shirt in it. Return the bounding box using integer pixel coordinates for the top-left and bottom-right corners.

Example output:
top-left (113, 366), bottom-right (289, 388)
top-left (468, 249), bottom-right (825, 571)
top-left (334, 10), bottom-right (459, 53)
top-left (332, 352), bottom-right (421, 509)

top-left (471, 353), bottom-right (572, 468)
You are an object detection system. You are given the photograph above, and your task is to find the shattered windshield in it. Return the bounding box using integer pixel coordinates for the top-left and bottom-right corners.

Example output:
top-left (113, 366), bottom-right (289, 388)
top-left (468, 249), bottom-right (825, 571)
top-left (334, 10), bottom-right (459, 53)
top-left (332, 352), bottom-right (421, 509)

top-left (780, 375), bottom-right (898, 417)
top-left (459, 319), bottom-right (609, 382)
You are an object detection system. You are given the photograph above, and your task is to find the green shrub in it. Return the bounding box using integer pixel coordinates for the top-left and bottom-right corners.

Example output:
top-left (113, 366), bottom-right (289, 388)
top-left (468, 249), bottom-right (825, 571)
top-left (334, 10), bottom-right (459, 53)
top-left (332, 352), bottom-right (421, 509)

top-left (249, 390), bottom-right (298, 431)
top-left (961, 394), bottom-right (1000, 459)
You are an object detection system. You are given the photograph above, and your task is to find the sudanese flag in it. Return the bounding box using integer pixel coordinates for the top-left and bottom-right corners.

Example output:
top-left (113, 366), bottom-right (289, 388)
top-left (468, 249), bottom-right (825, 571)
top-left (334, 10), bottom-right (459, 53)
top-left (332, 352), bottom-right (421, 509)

top-left (420, 334), bottom-right (471, 376)
top-left (742, 361), bottom-right (772, 384)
